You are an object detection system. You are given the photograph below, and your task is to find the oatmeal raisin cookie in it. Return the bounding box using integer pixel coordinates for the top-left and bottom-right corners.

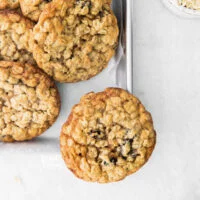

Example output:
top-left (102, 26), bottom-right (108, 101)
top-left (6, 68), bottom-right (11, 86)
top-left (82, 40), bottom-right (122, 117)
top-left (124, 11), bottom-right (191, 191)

top-left (0, 61), bottom-right (60, 142)
top-left (33, 0), bottom-right (119, 82)
top-left (60, 88), bottom-right (156, 183)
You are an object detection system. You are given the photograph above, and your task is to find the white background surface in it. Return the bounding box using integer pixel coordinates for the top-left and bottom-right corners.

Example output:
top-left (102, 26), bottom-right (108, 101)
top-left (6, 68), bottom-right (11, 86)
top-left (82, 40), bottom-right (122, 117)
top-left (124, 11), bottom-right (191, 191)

top-left (1, 0), bottom-right (200, 199)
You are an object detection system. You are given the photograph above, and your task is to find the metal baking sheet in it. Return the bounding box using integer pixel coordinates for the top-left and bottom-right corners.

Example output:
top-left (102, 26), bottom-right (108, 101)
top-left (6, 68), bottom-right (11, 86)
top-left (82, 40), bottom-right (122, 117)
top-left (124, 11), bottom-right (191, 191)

top-left (0, 0), bottom-right (133, 175)
top-left (162, 0), bottom-right (200, 18)
top-left (113, 0), bottom-right (133, 93)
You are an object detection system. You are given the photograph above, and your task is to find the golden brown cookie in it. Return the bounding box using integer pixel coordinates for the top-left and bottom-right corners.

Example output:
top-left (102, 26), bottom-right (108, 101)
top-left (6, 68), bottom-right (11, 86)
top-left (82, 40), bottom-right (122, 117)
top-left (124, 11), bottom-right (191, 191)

top-left (60, 88), bottom-right (156, 183)
top-left (0, 11), bottom-right (36, 65)
top-left (19, 0), bottom-right (112, 22)
top-left (33, 0), bottom-right (119, 82)
top-left (0, 61), bottom-right (60, 142)
top-left (0, 0), bottom-right (19, 9)
top-left (19, 0), bottom-right (51, 22)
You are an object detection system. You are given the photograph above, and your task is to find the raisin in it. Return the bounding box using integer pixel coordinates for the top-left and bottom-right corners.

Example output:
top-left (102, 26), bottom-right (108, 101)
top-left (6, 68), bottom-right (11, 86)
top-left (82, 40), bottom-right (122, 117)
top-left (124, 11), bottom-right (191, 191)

top-left (88, 2), bottom-right (92, 9)
top-left (132, 153), bottom-right (140, 158)
top-left (99, 11), bottom-right (104, 18)
top-left (110, 157), bottom-right (117, 165)
top-left (130, 149), bottom-right (140, 158)
top-left (129, 139), bottom-right (133, 144)
top-left (103, 161), bottom-right (109, 166)
top-left (89, 129), bottom-right (101, 137)
top-left (122, 156), bottom-right (127, 160)
top-left (90, 130), bottom-right (101, 134)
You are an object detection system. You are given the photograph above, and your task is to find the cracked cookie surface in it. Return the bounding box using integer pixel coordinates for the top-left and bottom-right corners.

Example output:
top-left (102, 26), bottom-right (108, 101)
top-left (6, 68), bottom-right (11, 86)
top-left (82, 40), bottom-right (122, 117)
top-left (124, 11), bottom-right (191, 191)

top-left (0, 61), bottom-right (60, 142)
top-left (60, 88), bottom-right (156, 183)
top-left (0, 11), bottom-right (35, 65)
top-left (19, 0), bottom-right (52, 22)
top-left (19, 0), bottom-right (112, 22)
top-left (33, 0), bottom-right (119, 82)
top-left (0, 0), bottom-right (19, 9)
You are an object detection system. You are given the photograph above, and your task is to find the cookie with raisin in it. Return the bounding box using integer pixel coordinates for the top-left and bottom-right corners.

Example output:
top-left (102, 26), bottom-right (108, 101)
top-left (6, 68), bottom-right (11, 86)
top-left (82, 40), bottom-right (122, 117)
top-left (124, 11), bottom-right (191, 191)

top-left (19, 0), bottom-right (112, 22)
top-left (33, 0), bottom-right (119, 82)
top-left (60, 88), bottom-right (156, 183)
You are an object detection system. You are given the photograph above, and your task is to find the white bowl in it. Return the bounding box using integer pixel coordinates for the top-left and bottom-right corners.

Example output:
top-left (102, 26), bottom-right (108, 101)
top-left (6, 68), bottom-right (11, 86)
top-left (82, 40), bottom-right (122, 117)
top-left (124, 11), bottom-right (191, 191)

top-left (162, 0), bottom-right (200, 18)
